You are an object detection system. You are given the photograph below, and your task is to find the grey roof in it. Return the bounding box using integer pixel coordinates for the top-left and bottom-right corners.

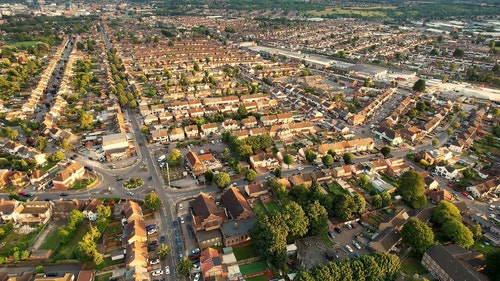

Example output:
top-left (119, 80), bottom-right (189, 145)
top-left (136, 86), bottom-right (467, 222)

top-left (221, 217), bottom-right (257, 238)
top-left (424, 244), bottom-right (487, 281)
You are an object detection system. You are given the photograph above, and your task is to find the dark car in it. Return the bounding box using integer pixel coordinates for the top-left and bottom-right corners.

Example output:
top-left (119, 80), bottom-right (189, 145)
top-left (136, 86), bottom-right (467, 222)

top-left (175, 229), bottom-right (180, 237)
top-left (84, 166), bottom-right (94, 172)
top-left (160, 236), bottom-right (166, 243)
top-left (116, 177), bottom-right (123, 181)
top-left (177, 245), bottom-right (182, 254)
top-left (334, 227), bottom-right (342, 234)
top-left (59, 193), bottom-right (68, 197)
top-left (45, 273), bottom-right (58, 277)
top-left (185, 215), bottom-right (191, 222)
top-left (173, 221), bottom-right (179, 228)
top-left (175, 237), bottom-right (181, 246)
top-left (23, 193), bottom-right (34, 197)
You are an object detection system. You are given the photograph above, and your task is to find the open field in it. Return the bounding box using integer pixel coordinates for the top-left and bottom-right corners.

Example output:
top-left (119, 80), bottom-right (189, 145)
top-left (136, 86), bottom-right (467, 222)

top-left (7, 41), bottom-right (41, 48)
top-left (307, 6), bottom-right (402, 18)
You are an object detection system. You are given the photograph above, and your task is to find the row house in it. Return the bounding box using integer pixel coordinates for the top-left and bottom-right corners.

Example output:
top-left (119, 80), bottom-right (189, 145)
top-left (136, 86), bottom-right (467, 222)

top-left (348, 114), bottom-right (366, 125)
top-left (186, 151), bottom-right (205, 176)
top-left (151, 129), bottom-right (169, 143)
top-left (12, 201), bottom-right (53, 225)
top-left (466, 178), bottom-right (500, 198)
top-left (249, 153), bottom-right (280, 169)
top-left (222, 119), bottom-right (240, 132)
top-left (241, 116), bottom-right (258, 129)
top-left (184, 125), bottom-right (199, 139)
top-left (400, 126), bottom-right (425, 143)
top-left (318, 138), bottom-right (375, 155)
top-left (422, 116), bottom-right (441, 134)
top-left (201, 123), bottom-right (219, 137)
top-left (233, 130), bottom-right (249, 140)
top-left (373, 126), bottom-right (403, 146)
top-left (169, 127), bottom-right (186, 142)
top-left (52, 162), bottom-right (85, 189)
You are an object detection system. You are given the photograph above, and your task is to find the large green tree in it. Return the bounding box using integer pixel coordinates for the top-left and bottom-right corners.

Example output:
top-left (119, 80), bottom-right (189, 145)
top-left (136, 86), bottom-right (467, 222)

top-left (343, 153), bottom-right (355, 164)
top-left (245, 169), bottom-right (257, 182)
top-left (380, 146), bottom-right (392, 158)
top-left (177, 257), bottom-right (193, 276)
top-left (397, 171), bottom-right (427, 208)
top-left (36, 136), bottom-right (48, 152)
top-left (168, 149), bottom-right (182, 166)
top-left (401, 218), bottom-right (435, 254)
top-left (157, 245), bottom-right (171, 259)
top-left (412, 79), bottom-right (426, 92)
top-left (305, 150), bottom-right (318, 164)
top-left (332, 193), bottom-right (357, 220)
top-left (322, 154), bottom-right (334, 167)
top-left (442, 220), bottom-right (474, 248)
top-left (250, 213), bottom-right (288, 268)
top-left (281, 201), bottom-right (309, 240)
top-left (213, 172), bottom-right (231, 189)
top-left (283, 154), bottom-right (295, 169)
top-left (144, 193), bottom-right (162, 211)
top-left (485, 249), bottom-right (500, 281)
top-left (432, 201), bottom-right (461, 225)
top-left (305, 200), bottom-right (328, 236)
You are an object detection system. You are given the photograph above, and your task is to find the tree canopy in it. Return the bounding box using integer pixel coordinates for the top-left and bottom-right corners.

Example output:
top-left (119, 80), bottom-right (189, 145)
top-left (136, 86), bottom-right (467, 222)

top-left (283, 154), bottom-right (295, 168)
top-left (305, 200), bottom-right (328, 236)
top-left (381, 146), bottom-right (392, 158)
top-left (343, 153), bottom-right (355, 164)
top-left (397, 171), bottom-right (427, 208)
top-left (412, 79), bottom-right (426, 92)
top-left (432, 201), bottom-right (461, 225)
top-left (144, 193), bottom-right (162, 211)
top-left (401, 218), bottom-right (435, 254)
top-left (213, 172), bottom-right (231, 189)
top-left (442, 220), bottom-right (474, 248)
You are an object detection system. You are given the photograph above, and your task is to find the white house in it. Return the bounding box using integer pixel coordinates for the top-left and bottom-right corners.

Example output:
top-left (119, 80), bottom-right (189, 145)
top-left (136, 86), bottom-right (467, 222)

top-left (435, 165), bottom-right (459, 181)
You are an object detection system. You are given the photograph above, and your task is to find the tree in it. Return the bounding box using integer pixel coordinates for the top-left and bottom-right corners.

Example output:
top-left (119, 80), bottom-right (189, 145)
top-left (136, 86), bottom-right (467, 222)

top-left (34, 265), bottom-right (45, 274)
top-left (48, 151), bottom-right (65, 162)
top-left (213, 172), bottom-right (230, 189)
top-left (305, 150), bottom-right (318, 164)
top-left (245, 169), bottom-right (257, 182)
top-left (168, 149), bottom-right (182, 166)
top-left (305, 200), bottom-right (328, 236)
top-left (453, 48), bottom-right (465, 57)
top-left (332, 193), bottom-right (357, 220)
top-left (144, 193), bottom-right (162, 211)
top-left (431, 139), bottom-right (440, 147)
top-left (322, 154), bottom-right (334, 167)
top-left (274, 168), bottom-right (282, 178)
top-left (380, 191), bottom-right (392, 207)
top-left (401, 218), bottom-right (435, 254)
top-left (61, 139), bottom-right (73, 151)
top-left (343, 153), bottom-right (355, 164)
top-left (177, 257), bottom-right (193, 276)
top-left (36, 136), bottom-right (48, 152)
top-left (283, 154), bottom-right (294, 169)
top-left (281, 201), bottom-right (309, 239)
top-left (78, 110), bottom-right (93, 130)
top-left (353, 193), bottom-right (366, 213)
top-left (446, 128), bottom-right (453, 135)
top-left (204, 170), bottom-right (214, 184)
top-left (442, 220), bottom-right (474, 248)
top-left (381, 146), bottom-right (392, 158)
top-left (250, 214), bottom-right (288, 267)
top-left (451, 122), bottom-right (460, 129)
top-left (371, 194), bottom-right (383, 209)
top-left (358, 174), bottom-right (369, 187)
top-left (412, 79), bottom-right (426, 92)
top-left (432, 201), bottom-right (461, 225)
top-left (470, 224), bottom-right (482, 240)
top-left (157, 245), bottom-right (171, 259)
top-left (485, 249), bottom-right (500, 281)
top-left (397, 171), bottom-right (427, 209)
top-left (4, 128), bottom-right (18, 140)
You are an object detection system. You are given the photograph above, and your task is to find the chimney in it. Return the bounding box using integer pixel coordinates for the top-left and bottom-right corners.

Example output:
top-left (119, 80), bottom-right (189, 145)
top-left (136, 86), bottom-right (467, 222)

top-left (233, 222), bottom-right (238, 229)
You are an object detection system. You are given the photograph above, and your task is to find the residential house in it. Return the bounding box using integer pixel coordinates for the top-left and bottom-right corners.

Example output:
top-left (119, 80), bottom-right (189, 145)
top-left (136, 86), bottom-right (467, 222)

top-left (378, 209), bottom-right (409, 231)
top-left (125, 241), bottom-right (148, 269)
top-left (385, 158), bottom-right (410, 176)
top-left (186, 151), bottom-right (205, 176)
top-left (467, 178), bottom-right (500, 198)
top-left (200, 123), bottom-right (219, 137)
top-left (169, 127), bottom-right (185, 142)
top-left (122, 200), bottom-right (143, 224)
top-left (125, 220), bottom-right (147, 245)
top-left (7, 171), bottom-right (28, 187)
top-left (222, 119), bottom-right (239, 132)
top-left (200, 248), bottom-right (227, 280)
top-left (30, 169), bottom-right (49, 185)
top-left (143, 114), bottom-right (158, 125)
top-left (310, 170), bottom-right (333, 185)
top-left (191, 193), bottom-right (227, 232)
top-left (52, 162), bottom-right (85, 189)
top-left (400, 126), bottom-right (424, 143)
top-left (33, 273), bottom-right (75, 281)
top-left (333, 123), bottom-right (350, 135)
top-left (244, 182), bottom-right (269, 198)
top-left (151, 129), bottom-right (169, 143)
top-left (221, 217), bottom-right (257, 247)
top-left (221, 187), bottom-right (255, 221)
top-left (373, 126), bottom-right (403, 145)
top-left (13, 201), bottom-right (53, 225)
top-left (332, 166), bottom-right (353, 179)
top-left (52, 199), bottom-right (83, 220)
top-left (347, 114), bottom-right (365, 125)
top-left (83, 199), bottom-right (103, 221)
top-left (289, 173), bottom-right (313, 187)
top-left (241, 116), bottom-right (258, 128)
top-left (0, 199), bottom-right (20, 223)
top-left (435, 165), bottom-right (459, 181)
top-left (249, 153), bottom-right (280, 169)
top-left (421, 244), bottom-right (487, 281)
top-left (369, 227), bottom-right (401, 253)
top-left (198, 153), bottom-right (222, 171)
top-left (423, 116), bottom-right (441, 134)
top-left (185, 125), bottom-right (199, 139)
top-left (102, 133), bottom-right (129, 161)
top-left (426, 189), bottom-right (454, 204)
top-left (424, 175), bottom-right (440, 190)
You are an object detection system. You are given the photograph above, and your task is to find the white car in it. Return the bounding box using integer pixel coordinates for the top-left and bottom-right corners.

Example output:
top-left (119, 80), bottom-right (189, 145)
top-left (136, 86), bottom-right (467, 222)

top-left (147, 228), bottom-right (157, 235)
top-left (180, 217), bottom-right (185, 224)
top-left (150, 259), bottom-right (160, 265)
top-left (297, 166), bottom-right (304, 171)
top-left (151, 270), bottom-right (163, 277)
top-left (353, 241), bottom-right (362, 250)
top-left (179, 203), bottom-right (183, 210)
top-left (165, 266), bottom-right (170, 275)
top-left (345, 245), bottom-right (353, 253)
top-left (193, 273), bottom-right (201, 281)
top-left (127, 191), bottom-right (134, 196)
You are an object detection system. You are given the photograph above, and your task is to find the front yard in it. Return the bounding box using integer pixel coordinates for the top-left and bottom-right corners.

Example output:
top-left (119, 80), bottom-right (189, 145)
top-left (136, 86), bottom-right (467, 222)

top-left (233, 244), bottom-right (257, 261)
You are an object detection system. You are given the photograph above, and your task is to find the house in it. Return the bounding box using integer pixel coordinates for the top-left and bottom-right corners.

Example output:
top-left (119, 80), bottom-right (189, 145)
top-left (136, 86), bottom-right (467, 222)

top-left (83, 199), bottom-right (103, 221)
top-left (191, 193), bottom-right (227, 232)
top-left (244, 182), bottom-right (269, 198)
top-left (125, 241), bottom-right (148, 269)
top-left (347, 114), bottom-right (365, 125)
top-left (221, 187), bottom-right (255, 221)
top-left (198, 153), bottom-right (222, 171)
top-left (7, 171), bottom-right (28, 187)
top-left (422, 244), bottom-right (487, 281)
top-left (30, 169), bottom-right (49, 185)
top-left (33, 273), bottom-right (75, 281)
top-left (125, 220), bottom-right (147, 245)
top-left (373, 126), bottom-right (403, 145)
top-left (200, 248), bottom-right (227, 280)
top-left (241, 116), bottom-right (258, 128)
top-left (0, 199), bottom-right (20, 223)
top-left (426, 189), bottom-right (454, 204)
top-left (186, 151), bottom-right (205, 176)
top-left (369, 227), bottom-right (401, 253)
top-left (435, 165), bottom-right (459, 181)
top-left (122, 200), bottom-right (143, 224)
top-left (169, 127), bottom-right (185, 142)
top-left (467, 178), bottom-right (500, 198)
top-left (249, 153), bottom-right (279, 169)
top-left (400, 126), bottom-right (424, 143)
top-left (289, 173), bottom-right (313, 187)
top-left (424, 175), bottom-right (440, 190)
top-left (201, 123), bottom-right (219, 137)
top-left (222, 119), bottom-right (239, 132)
top-left (221, 217), bottom-right (257, 247)
top-left (333, 122), bottom-right (350, 135)
top-left (151, 129), bottom-right (169, 143)
top-left (52, 162), bottom-right (85, 189)
top-left (185, 125), bottom-right (199, 139)
top-left (52, 199), bottom-right (83, 220)
top-left (143, 114), bottom-right (158, 125)
top-left (385, 158), bottom-right (410, 176)
top-left (13, 201), bottom-right (53, 225)
top-left (378, 209), bottom-right (409, 231)
top-left (332, 165), bottom-right (353, 179)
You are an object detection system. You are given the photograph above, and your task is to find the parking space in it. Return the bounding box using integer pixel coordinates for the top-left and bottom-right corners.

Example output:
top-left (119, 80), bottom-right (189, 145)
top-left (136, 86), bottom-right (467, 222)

top-left (176, 200), bottom-right (199, 260)
top-left (329, 223), bottom-right (371, 259)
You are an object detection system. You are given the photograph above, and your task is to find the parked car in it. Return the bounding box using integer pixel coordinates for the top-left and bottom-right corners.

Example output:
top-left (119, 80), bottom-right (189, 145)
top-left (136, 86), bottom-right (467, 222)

top-left (327, 231), bottom-right (335, 239)
top-left (59, 193), bottom-right (68, 197)
top-left (151, 270), bottom-right (163, 277)
top-left (352, 241), bottom-right (362, 250)
top-left (45, 273), bottom-right (58, 277)
top-left (345, 245), bottom-right (353, 253)
top-left (175, 237), bottom-right (181, 246)
top-left (165, 266), bottom-right (170, 275)
top-left (354, 253), bottom-right (360, 258)
top-left (173, 221), bottom-right (179, 228)
top-left (146, 225), bottom-right (156, 231)
top-left (461, 191), bottom-right (469, 197)
top-left (175, 229), bottom-right (180, 236)
top-left (180, 217), bottom-right (185, 224)
top-left (150, 259), bottom-right (160, 265)
top-left (193, 273), bottom-right (201, 281)
top-left (334, 227), bottom-right (342, 234)
top-left (160, 236), bottom-right (166, 243)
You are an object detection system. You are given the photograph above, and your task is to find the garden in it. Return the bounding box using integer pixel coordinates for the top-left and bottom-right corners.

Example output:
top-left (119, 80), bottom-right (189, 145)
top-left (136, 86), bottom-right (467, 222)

top-left (123, 177), bottom-right (144, 189)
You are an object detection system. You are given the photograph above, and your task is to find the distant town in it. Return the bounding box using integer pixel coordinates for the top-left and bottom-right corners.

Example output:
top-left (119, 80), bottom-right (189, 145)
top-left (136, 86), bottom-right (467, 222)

top-left (0, 1), bottom-right (499, 281)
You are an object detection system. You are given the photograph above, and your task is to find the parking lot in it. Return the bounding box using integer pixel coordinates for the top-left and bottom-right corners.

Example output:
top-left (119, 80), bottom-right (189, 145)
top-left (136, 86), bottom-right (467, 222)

top-left (329, 222), bottom-right (371, 260)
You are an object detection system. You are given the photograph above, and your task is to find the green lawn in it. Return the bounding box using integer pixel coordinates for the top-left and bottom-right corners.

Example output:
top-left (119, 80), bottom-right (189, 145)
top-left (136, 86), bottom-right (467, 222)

top-left (265, 202), bottom-right (281, 213)
top-left (40, 162), bottom-right (56, 172)
top-left (401, 257), bottom-right (428, 275)
top-left (96, 256), bottom-right (123, 270)
top-left (472, 238), bottom-right (498, 255)
top-left (94, 273), bottom-right (112, 281)
top-left (328, 183), bottom-right (345, 195)
top-left (253, 201), bottom-right (267, 217)
top-left (52, 223), bottom-right (90, 260)
top-left (8, 41), bottom-right (41, 48)
top-left (246, 275), bottom-right (267, 281)
top-left (233, 244), bottom-right (257, 260)
top-left (40, 227), bottom-right (60, 250)
top-left (104, 223), bottom-right (122, 235)
top-left (240, 260), bottom-right (268, 275)
top-left (363, 183), bottom-right (378, 195)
